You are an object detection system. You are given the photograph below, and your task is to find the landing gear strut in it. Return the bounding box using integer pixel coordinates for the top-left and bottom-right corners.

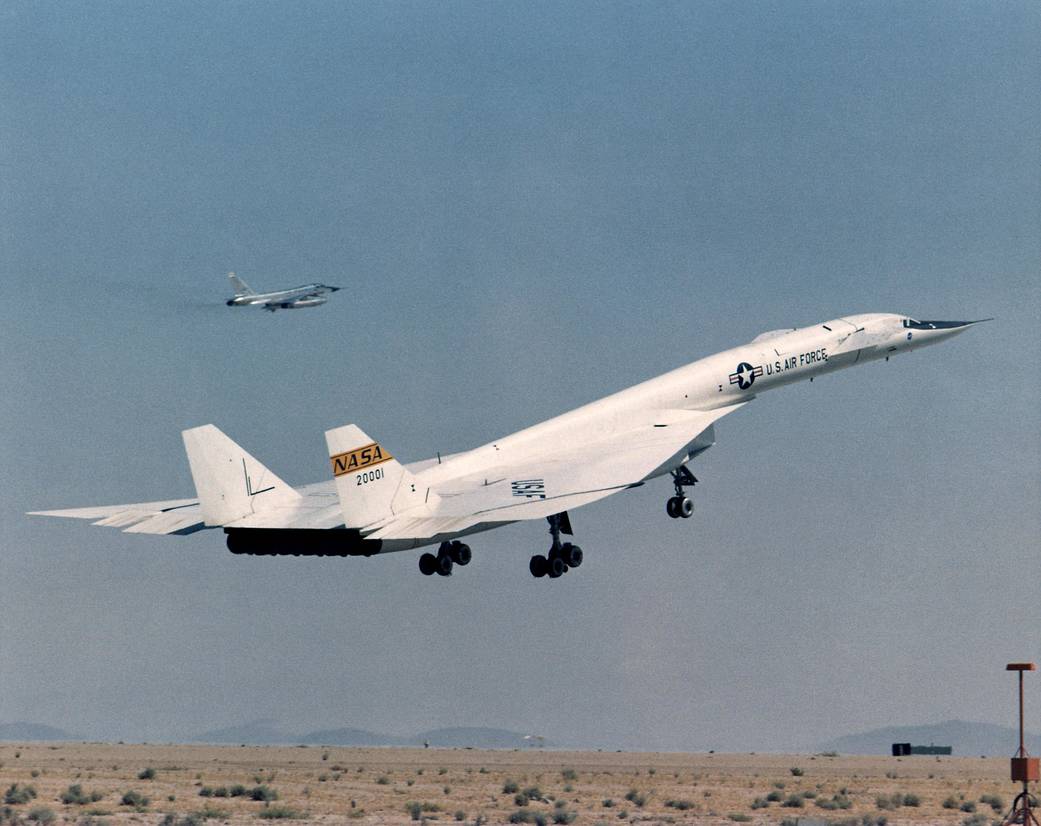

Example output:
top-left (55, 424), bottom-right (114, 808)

top-left (666, 466), bottom-right (697, 519)
top-left (418, 540), bottom-right (471, 576)
top-left (530, 513), bottom-right (582, 578)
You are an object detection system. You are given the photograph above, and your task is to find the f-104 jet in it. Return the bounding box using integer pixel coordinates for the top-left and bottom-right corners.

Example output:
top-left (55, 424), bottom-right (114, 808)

top-left (225, 272), bottom-right (340, 311)
top-left (31, 313), bottom-right (985, 579)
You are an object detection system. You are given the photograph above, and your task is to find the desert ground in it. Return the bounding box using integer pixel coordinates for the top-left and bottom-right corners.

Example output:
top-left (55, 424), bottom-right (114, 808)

top-left (0, 743), bottom-right (1020, 826)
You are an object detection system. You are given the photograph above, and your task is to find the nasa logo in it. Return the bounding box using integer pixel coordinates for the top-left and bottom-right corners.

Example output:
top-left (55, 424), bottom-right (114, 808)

top-left (729, 361), bottom-right (763, 390)
top-left (330, 442), bottom-right (393, 477)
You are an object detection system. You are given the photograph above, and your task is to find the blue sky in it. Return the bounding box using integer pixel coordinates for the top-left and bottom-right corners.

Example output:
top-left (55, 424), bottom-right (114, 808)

top-left (1, 1), bottom-right (1039, 750)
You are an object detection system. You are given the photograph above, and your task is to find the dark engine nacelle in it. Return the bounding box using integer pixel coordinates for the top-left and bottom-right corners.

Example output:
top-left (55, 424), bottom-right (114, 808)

top-left (225, 528), bottom-right (381, 557)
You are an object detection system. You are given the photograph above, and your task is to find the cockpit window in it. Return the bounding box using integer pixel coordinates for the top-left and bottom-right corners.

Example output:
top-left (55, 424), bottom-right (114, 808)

top-left (902, 318), bottom-right (967, 330)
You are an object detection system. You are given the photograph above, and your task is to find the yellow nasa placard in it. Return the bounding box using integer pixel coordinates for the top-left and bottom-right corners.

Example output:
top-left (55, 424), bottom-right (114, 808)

top-left (330, 442), bottom-right (393, 477)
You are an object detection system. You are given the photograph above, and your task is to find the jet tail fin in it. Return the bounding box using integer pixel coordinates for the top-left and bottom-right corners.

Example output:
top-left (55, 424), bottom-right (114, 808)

top-left (227, 272), bottom-right (255, 296)
top-left (182, 424), bottom-right (300, 526)
top-left (325, 424), bottom-right (437, 529)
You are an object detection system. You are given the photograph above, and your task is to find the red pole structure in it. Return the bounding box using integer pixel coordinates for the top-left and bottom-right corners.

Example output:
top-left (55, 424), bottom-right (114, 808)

top-left (1003, 663), bottom-right (1039, 826)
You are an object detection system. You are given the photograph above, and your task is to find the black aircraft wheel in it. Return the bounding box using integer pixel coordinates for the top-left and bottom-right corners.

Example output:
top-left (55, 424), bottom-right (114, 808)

top-left (419, 553), bottom-right (438, 576)
top-left (450, 542), bottom-right (471, 566)
top-left (529, 554), bottom-right (548, 578)
top-left (679, 497), bottom-right (694, 518)
top-left (435, 553), bottom-right (454, 576)
top-left (547, 556), bottom-right (566, 578)
top-left (666, 496), bottom-right (681, 518)
top-left (560, 542), bottom-right (583, 568)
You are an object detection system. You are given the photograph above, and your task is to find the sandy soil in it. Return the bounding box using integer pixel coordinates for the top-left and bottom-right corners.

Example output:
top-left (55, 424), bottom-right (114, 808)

top-left (0, 742), bottom-right (1020, 825)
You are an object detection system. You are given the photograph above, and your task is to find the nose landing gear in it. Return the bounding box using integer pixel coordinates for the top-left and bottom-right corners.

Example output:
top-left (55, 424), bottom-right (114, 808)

top-left (666, 466), bottom-right (698, 519)
top-left (529, 513), bottom-right (582, 578)
top-left (419, 540), bottom-right (471, 576)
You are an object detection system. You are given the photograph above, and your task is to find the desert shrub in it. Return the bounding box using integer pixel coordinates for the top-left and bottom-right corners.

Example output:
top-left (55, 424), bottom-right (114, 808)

top-left (212, 788), bottom-right (229, 798)
top-left (514, 793), bottom-right (530, 807)
top-left (782, 794), bottom-right (804, 808)
top-left (728, 815), bottom-right (752, 822)
top-left (60, 786), bottom-right (103, 805)
top-left (562, 784), bottom-right (573, 793)
top-left (256, 806), bottom-right (304, 819)
top-left (751, 797), bottom-right (770, 809)
top-left (503, 781), bottom-right (520, 795)
top-left (876, 794), bottom-right (903, 810)
top-left (981, 794), bottom-right (1004, 813)
top-left (4, 786), bottom-right (36, 805)
top-left (137, 768), bottom-right (156, 781)
top-left (454, 811), bottom-right (466, 822)
top-left (665, 800), bottom-right (694, 810)
top-left (790, 767), bottom-right (804, 777)
top-left (250, 786), bottom-right (278, 802)
top-left (816, 794), bottom-right (852, 810)
top-left (552, 810), bottom-right (576, 825)
top-left (803, 789), bottom-right (817, 799)
top-left (902, 793), bottom-right (921, 807)
top-left (199, 806), bottom-right (228, 820)
top-left (119, 791), bottom-right (149, 808)
top-left (944, 797), bottom-right (960, 809)
top-left (160, 815), bottom-right (205, 826)
top-left (766, 790), bottom-right (783, 802)
top-left (561, 769), bottom-right (578, 782)
top-left (522, 787), bottom-right (542, 802)
top-left (509, 810), bottom-right (546, 826)
top-left (960, 801), bottom-right (977, 813)
top-left (407, 802), bottom-right (422, 821)
top-left (375, 776), bottom-right (390, 786)
top-left (26, 808), bottom-right (55, 824)
top-left (229, 785), bottom-right (248, 798)
top-left (624, 789), bottom-right (646, 807)
top-left (601, 799), bottom-right (614, 808)
top-left (962, 815), bottom-right (988, 826)
top-left (774, 782), bottom-right (786, 789)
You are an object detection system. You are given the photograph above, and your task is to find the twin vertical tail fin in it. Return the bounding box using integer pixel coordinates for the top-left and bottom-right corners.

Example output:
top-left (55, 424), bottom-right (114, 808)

top-left (325, 424), bottom-right (436, 529)
top-left (182, 424), bottom-right (300, 526)
top-left (227, 271), bottom-right (255, 296)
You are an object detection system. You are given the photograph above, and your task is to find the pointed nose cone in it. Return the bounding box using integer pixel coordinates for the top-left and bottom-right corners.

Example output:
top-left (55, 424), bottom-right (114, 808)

top-left (904, 317), bottom-right (992, 348)
top-left (927, 318), bottom-right (993, 339)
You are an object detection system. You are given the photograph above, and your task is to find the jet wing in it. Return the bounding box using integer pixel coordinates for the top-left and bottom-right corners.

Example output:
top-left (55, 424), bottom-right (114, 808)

top-left (28, 499), bottom-right (208, 536)
top-left (365, 403), bottom-right (747, 541)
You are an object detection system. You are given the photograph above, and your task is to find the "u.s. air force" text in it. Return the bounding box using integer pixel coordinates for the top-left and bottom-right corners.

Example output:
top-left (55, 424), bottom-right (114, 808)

top-left (765, 348), bottom-right (827, 377)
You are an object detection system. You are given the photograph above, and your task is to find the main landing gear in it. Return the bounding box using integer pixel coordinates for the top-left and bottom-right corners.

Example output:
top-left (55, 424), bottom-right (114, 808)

top-left (529, 513), bottom-right (582, 579)
top-left (418, 540), bottom-right (471, 576)
top-left (666, 466), bottom-right (697, 519)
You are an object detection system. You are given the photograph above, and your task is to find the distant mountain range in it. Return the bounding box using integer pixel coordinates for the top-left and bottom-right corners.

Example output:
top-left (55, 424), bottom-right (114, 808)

top-left (191, 721), bottom-right (553, 750)
top-left (0, 722), bottom-right (78, 741)
top-left (819, 719), bottom-right (1041, 756)
top-left (3, 717), bottom-right (1031, 755)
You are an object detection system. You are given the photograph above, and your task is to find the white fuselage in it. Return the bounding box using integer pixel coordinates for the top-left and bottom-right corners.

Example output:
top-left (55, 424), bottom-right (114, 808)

top-left (227, 283), bottom-right (339, 309)
top-left (415, 312), bottom-right (963, 490)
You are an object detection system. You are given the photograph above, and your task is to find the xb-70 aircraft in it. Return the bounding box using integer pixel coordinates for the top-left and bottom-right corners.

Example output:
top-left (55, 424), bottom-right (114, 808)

top-left (225, 272), bottom-right (340, 311)
top-left (31, 313), bottom-right (984, 579)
